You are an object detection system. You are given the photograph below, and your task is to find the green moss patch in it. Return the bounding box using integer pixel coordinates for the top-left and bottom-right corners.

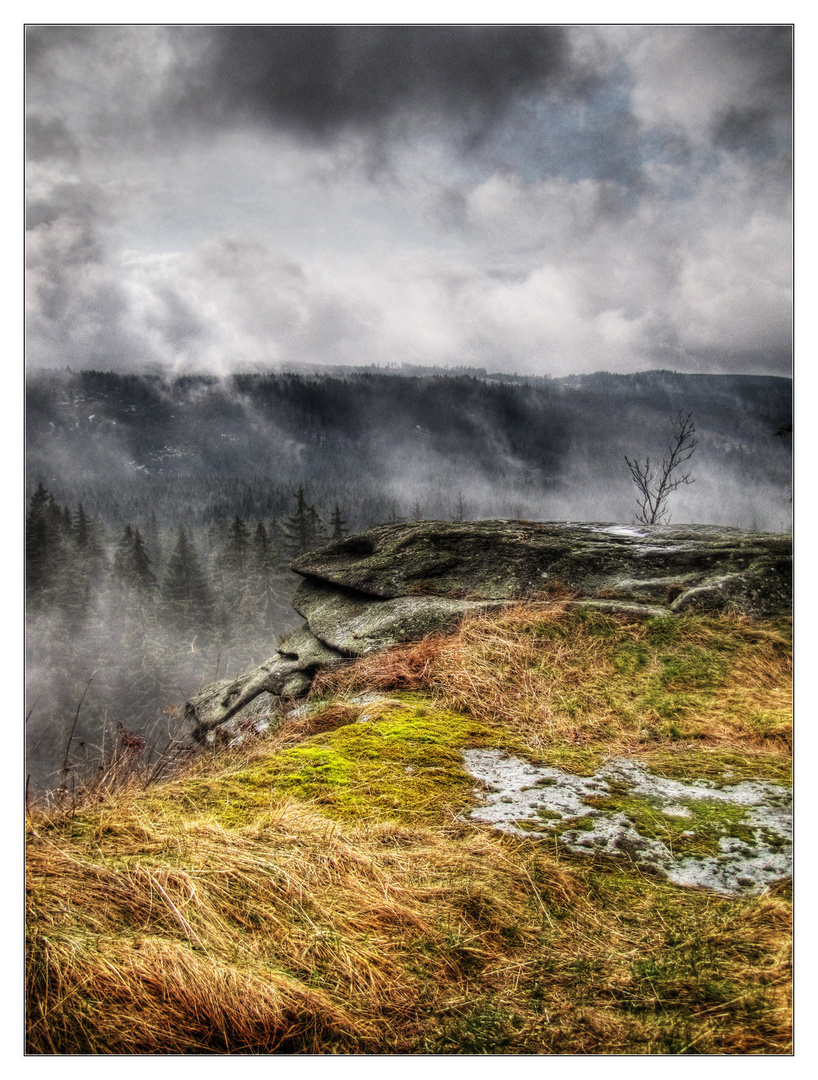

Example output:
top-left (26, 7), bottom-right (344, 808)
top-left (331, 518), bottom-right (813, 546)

top-left (580, 791), bottom-right (756, 858)
top-left (180, 696), bottom-right (501, 828)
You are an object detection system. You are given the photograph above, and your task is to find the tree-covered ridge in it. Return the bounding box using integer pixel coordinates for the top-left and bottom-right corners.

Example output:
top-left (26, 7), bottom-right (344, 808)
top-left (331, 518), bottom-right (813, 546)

top-left (25, 365), bottom-right (792, 795)
top-left (26, 367), bottom-right (791, 533)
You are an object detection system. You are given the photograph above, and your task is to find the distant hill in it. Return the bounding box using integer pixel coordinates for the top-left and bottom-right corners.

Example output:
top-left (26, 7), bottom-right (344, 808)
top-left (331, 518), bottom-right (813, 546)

top-left (26, 367), bottom-right (791, 533)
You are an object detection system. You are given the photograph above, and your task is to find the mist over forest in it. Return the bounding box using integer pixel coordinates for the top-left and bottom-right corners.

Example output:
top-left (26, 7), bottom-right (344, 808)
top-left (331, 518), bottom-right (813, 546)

top-left (26, 365), bottom-right (791, 796)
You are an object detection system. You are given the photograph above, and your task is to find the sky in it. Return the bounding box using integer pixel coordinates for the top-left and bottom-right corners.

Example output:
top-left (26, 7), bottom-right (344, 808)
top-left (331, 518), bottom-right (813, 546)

top-left (24, 23), bottom-right (793, 378)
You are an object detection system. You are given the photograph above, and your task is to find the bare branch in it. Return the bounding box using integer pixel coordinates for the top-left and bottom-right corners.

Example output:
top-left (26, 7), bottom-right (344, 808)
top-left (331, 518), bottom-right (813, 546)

top-left (624, 412), bottom-right (697, 524)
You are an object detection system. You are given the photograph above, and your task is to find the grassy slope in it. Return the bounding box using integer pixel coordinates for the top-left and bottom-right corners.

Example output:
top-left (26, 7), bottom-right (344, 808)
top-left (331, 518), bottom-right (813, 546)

top-left (26, 602), bottom-right (792, 1054)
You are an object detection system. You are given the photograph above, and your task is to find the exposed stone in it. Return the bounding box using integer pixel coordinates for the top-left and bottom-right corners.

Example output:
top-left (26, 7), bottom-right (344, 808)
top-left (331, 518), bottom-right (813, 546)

top-left (186, 626), bottom-right (345, 742)
top-left (187, 520), bottom-right (791, 738)
top-left (292, 520), bottom-right (791, 615)
top-left (292, 577), bottom-right (505, 656)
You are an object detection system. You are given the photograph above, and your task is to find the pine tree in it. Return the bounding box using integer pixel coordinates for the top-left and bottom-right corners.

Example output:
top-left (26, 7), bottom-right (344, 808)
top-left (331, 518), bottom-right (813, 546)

top-left (249, 522), bottom-right (273, 579)
top-left (240, 521), bottom-right (277, 632)
top-left (131, 529), bottom-right (157, 595)
top-left (307, 505), bottom-right (329, 549)
top-left (266, 514), bottom-right (286, 565)
top-left (26, 483), bottom-right (69, 608)
top-left (112, 525), bottom-right (156, 605)
top-left (74, 503), bottom-right (91, 550)
top-left (281, 488), bottom-right (328, 557)
top-left (73, 503), bottom-right (108, 583)
top-left (330, 505), bottom-right (348, 541)
top-left (160, 528), bottom-right (214, 634)
top-left (112, 525), bottom-right (136, 586)
top-left (142, 511), bottom-right (164, 578)
top-left (223, 515), bottom-right (251, 578)
top-left (59, 504), bottom-right (106, 622)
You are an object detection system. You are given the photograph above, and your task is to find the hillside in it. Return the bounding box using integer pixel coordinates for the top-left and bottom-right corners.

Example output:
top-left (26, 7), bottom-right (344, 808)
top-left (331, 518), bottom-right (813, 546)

top-left (26, 524), bottom-right (792, 1054)
top-left (26, 367), bottom-right (792, 532)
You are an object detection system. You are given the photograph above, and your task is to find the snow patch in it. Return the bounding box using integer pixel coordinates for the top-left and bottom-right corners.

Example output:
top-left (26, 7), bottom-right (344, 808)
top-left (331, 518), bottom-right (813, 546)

top-left (462, 750), bottom-right (791, 896)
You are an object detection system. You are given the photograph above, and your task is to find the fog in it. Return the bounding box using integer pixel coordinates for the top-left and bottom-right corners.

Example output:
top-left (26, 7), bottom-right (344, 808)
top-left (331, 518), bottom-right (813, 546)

top-left (25, 366), bottom-right (791, 796)
top-left (25, 26), bottom-right (793, 802)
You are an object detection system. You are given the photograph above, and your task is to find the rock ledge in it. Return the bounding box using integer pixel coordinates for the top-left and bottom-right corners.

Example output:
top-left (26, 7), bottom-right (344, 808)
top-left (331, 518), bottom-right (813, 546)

top-left (186, 520), bottom-right (791, 741)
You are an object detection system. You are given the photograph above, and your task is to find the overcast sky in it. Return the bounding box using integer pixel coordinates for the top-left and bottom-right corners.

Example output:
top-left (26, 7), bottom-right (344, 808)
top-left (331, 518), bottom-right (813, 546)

top-left (25, 24), bottom-right (792, 378)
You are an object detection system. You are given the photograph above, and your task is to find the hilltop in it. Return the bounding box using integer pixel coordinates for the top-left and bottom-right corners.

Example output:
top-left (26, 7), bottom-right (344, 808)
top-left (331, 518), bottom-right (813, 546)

top-left (26, 520), bottom-right (792, 1054)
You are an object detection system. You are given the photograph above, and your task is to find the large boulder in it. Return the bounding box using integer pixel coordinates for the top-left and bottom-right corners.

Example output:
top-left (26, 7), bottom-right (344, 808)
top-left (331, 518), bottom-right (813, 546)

top-left (292, 578), bottom-right (506, 656)
top-left (292, 520), bottom-right (791, 616)
top-left (187, 520), bottom-right (791, 740)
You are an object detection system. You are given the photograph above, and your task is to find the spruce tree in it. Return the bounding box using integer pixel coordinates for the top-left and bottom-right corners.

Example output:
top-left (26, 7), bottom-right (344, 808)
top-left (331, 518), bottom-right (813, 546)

top-left (281, 488), bottom-right (327, 556)
top-left (330, 505), bottom-right (348, 541)
top-left (142, 511), bottom-right (163, 578)
top-left (223, 515), bottom-right (251, 578)
top-left (266, 514), bottom-right (286, 565)
top-left (74, 503), bottom-right (91, 550)
top-left (112, 525), bottom-right (136, 586)
top-left (131, 529), bottom-right (157, 595)
top-left (249, 522), bottom-right (273, 579)
top-left (160, 528), bottom-right (214, 634)
top-left (73, 504), bottom-right (108, 585)
top-left (307, 505), bottom-right (328, 549)
top-left (26, 483), bottom-right (69, 608)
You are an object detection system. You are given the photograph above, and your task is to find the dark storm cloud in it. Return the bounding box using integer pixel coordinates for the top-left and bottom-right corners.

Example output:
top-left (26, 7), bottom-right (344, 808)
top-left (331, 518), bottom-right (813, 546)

top-left (26, 178), bottom-right (108, 238)
top-left (25, 24), bottom-right (94, 68)
top-left (713, 25), bottom-right (792, 97)
top-left (171, 25), bottom-right (580, 140)
top-left (710, 26), bottom-right (792, 154)
top-left (23, 25), bottom-right (792, 379)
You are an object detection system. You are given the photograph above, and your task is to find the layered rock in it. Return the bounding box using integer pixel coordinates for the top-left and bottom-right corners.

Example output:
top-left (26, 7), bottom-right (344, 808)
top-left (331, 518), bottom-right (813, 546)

top-left (186, 520), bottom-right (791, 741)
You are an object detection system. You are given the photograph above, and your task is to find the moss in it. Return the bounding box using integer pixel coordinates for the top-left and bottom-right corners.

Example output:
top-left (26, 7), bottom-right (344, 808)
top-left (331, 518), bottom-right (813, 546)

top-left (578, 791), bottom-right (757, 857)
top-left (645, 616), bottom-right (680, 645)
top-left (526, 745), bottom-right (608, 776)
top-left (641, 747), bottom-right (791, 785)
top-left (181, 696), bottom-right (502, 828)
top-left (746, 709), bottom-right (792, 744)
top-left (611, 642), bottom-right (651, 674)
top-left (657, 647), bottom-right (728, 690)
top-left (553, 814), bottom-right (599, 834)
top-left (423, 1002), bottom-right (523, 1054)
top-left (572, 608), bottom-right (622, 637)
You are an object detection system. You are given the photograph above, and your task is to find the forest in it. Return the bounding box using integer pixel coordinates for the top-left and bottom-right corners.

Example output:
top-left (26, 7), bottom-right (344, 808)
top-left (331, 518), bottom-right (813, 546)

top-left (25, 366), bottom-right (792, 796)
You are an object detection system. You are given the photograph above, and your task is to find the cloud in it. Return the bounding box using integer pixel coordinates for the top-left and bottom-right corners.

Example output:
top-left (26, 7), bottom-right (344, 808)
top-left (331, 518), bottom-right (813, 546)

top-left (24, 25), bottom-right (792, 379)
top-left (169, 26), bottom-right (579, 142)
top-left (623, 25), bottom-right (791, 156)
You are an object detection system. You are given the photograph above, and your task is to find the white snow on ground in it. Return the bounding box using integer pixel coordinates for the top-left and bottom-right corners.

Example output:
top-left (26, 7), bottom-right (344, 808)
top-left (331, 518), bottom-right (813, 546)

top-left (591, 526), bottom-right (647, 538)
top-left (462, 749), bottom-right (791, 895)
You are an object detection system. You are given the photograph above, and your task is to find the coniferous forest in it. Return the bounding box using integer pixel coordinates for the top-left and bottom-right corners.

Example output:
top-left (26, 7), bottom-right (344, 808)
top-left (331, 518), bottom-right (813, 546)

top-left (25, 366), bottom-right (792, 795)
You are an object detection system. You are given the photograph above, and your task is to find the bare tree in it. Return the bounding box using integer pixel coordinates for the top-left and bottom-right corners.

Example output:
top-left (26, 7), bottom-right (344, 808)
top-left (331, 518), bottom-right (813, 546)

top-left (625, 411), bottom-right (697, 525)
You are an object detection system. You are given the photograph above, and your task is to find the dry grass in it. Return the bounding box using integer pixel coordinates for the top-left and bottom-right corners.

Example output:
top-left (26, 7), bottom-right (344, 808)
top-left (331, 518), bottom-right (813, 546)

top-left (26, 792), bottom-right (792, 1055)
top-left (27, 604), bottom-right (792, 1054)
top-left (315, 602), bottom-right (792, 765)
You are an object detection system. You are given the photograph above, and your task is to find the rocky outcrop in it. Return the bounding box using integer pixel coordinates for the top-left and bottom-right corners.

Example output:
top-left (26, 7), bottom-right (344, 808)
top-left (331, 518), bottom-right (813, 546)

top-left (186, 520), bottom-right (791, 741)
top-left (188, 627), bottom-right (346, 739)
